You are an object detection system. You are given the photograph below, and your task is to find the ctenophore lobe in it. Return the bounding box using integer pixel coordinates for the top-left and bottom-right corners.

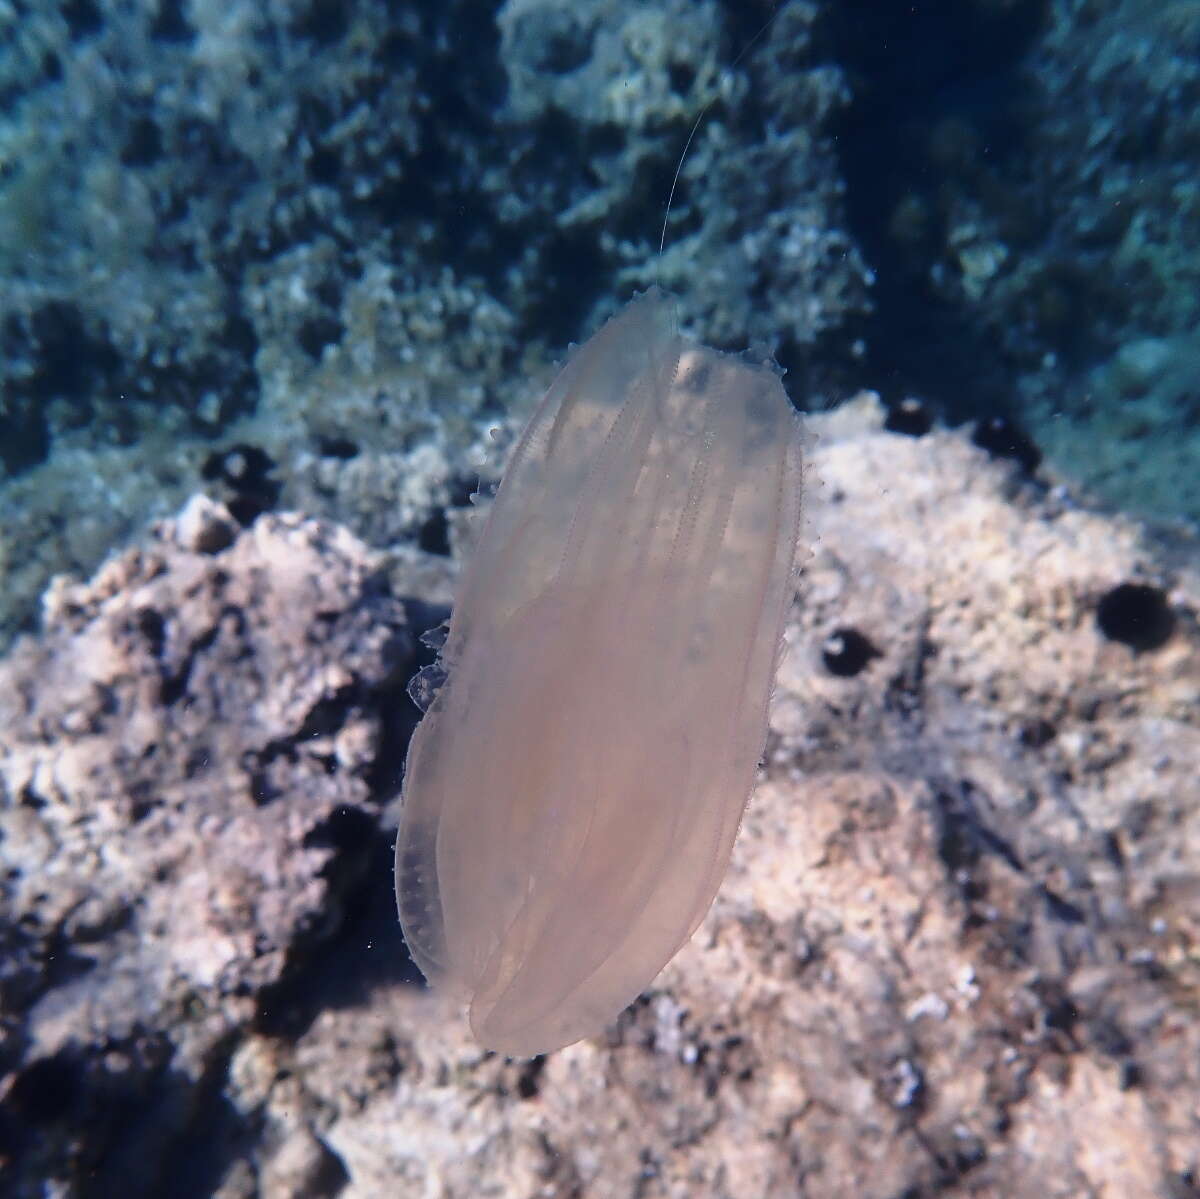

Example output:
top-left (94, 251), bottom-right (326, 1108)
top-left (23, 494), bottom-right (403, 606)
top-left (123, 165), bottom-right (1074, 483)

top-left (395, 288), bottom-right (804, 1056)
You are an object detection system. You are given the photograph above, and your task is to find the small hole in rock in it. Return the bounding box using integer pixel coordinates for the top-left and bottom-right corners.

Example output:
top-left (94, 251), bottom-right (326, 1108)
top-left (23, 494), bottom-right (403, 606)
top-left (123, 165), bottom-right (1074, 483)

top-left (971, 415), bottom-right (1041, 473)
top-left (821, 627), bottom-right (880, 677)
top-left (151, 0), bottom-right (194, 41)
top-left (317, 435), bottom-right (359, 459)
top-left (9, 1053), bottom-right (82, 1125)
top-left (308, 146), bottom-right (341, 184)
top-left (516, 1055), bottom-right (546, 1100)
top-left (1096, 582), bottom-right (1174, 652)
top-left (121, 117), bottom-right (163, 167)
top-left (418, 508), bottom-right (451, 557)
top-left (668, 62), bottom-right (696, 95)
top-left (137, 608), bottom-right (166, 657)
top-left (1018, 718), bottom-right (1056, 748)
top-left (884, 396), bottom-right (933, 436)
top-left (297, 314), bottom-right (345, 360)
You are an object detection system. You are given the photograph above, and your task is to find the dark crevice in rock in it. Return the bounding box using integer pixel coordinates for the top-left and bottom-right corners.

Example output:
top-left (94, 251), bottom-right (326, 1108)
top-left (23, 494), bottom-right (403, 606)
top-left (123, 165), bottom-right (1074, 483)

top-left (824, 0), bottom-right (1049, 421)
top-left (254, 824), bottom-right (425, 1042)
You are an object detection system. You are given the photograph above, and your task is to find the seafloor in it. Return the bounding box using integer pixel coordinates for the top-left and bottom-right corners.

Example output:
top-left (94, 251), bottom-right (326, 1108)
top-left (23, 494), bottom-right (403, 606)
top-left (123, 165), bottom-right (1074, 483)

top-left (1, 2), bottom-right (1197, 1196)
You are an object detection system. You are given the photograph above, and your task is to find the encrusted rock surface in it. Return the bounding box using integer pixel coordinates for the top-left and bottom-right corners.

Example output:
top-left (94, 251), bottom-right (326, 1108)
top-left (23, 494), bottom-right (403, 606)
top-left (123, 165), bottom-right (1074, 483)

top-left (0, 500), bottom-right (427, 1195)
top-left (0, 0), bottom-right (876, 651)
top-left (2, 401), bottom-right (1199, 1197)
top-left (496, 0), bottom-right (871, 350)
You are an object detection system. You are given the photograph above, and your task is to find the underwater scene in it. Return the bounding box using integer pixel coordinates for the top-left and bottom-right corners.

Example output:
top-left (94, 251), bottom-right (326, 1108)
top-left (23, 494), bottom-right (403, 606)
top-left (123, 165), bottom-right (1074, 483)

top-left (1, 0), bottom-right (1197, 1194)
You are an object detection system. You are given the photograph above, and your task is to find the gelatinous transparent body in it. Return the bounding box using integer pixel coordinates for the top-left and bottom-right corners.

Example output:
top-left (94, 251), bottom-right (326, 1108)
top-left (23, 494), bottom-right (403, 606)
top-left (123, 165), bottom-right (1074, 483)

top-left (395, 289), bottom-right (803, 1055)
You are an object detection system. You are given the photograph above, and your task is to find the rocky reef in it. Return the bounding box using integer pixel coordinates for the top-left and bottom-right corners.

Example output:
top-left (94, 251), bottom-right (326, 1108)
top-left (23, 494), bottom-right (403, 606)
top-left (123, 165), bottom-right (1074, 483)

top-left (0, 0), bottom-right (867, 648)
top-left (2, 1), bottom-right (1198, 1194)
top-left (5, 0), bottom-right (1198, 651)
top-left (2, 399), bottom-right (1196, 1197)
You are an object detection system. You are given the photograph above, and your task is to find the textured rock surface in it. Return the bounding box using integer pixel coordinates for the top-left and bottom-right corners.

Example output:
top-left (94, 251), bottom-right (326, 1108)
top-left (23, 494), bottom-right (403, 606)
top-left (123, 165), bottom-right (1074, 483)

top-left (0, 499), bottom-right (431, 1195)
top-left (496, 0), bottom-right (870, 350)
top-left (833, 0), bottom-right (1200, 523)
top-left (1018, 0), bottom-right (1200, 523)
top-left (2, 401), bottom-right (1197, 1197)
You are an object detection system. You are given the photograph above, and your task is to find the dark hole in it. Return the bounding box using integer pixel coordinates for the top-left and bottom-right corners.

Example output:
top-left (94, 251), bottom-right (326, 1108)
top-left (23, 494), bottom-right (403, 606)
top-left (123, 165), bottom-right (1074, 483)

top-left (312, 1141), bottom-right (351, 1192)
top-left (152, 0), bottom-right (194, 41)
top-left (668, 62), bottom-right (696, 95)
top-left (202, 443), bottom-right (274, 487)
top-left (293, 0), bottom-right (349, 43)
top-left (1043, 994), bottom-right (1078, 1034)
top-left (971, 416), bottom-right (1042, 474)
top-left (297, 692), bottom-right (352, 740)
top-left (246, 767), bottom-right (281, 807)
top-left (224, 495), bottom-right (264, 525)
top-left (1018, 718), bottom-right (1056, 748)
top-left (303, 804), bottom-right (375, 855)
top-left (821, 627), bottom-right (879, 677)
top-left (9, 1053), bottom-right (82, 1125)
top-left (130, 792), bottom-right (158, 822)
top-left (418, 507), bottom-right (451, 557)
top-left (308, 146), bottom-right (341, 184)
top-left (201, 444), bottom-right (280, 525)
top-left (121, 117), bottom-right (163, 167)
top-left (1095, 582), bottom-right (1174, 652)
top-left (20, 784), bottom-right (47, 811)
top-left (447, 475), bottom-right (478, 508)
top-left (1100, 829), bottom-right (1124, 869)
top-left (1117, 1061), bottom-right (1142, 1091)
top-left (136, 607), bottom-right (166, 657)
top-left (62, 0), bottom-right (102, 38)
top-left (1040, 886), bottom-right (1085, 924)
top-left (516, 1055), bottom-right (546, 1100)
top-left (883, 396), bottom-right (933, 436)
top-left (297, 314), bottom-right (345, 360)
top-left (318, 435), bottom-right (359, 459)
